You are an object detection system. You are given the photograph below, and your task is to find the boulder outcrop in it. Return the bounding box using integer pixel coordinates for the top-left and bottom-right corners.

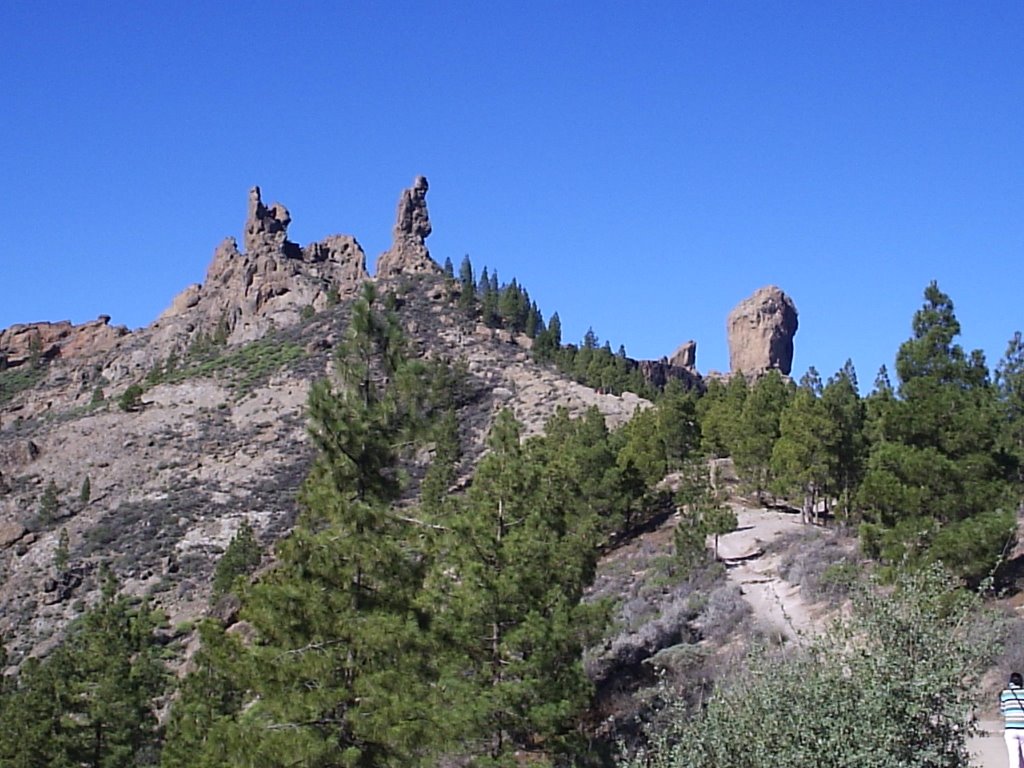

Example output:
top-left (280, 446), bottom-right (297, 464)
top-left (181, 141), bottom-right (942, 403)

top-left (375, 176), bottom-right (441, 278)
top-left (0, 318), bottom-right (127, 368)
top-left (669, 340), bottom-right (696, 370)
top-left (635, 358), bottom-right (702, 392)
top-left (726, 286), bottom-right (798, 376)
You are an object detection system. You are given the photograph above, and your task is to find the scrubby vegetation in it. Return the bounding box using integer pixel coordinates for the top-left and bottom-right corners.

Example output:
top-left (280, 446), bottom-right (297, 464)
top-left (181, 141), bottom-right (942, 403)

top-left (621, 566), bottom-right (1003, 768)
top-left (0, 363), bottom-right (47, 405)
top-left (144, 333), bottom-right (306, 397)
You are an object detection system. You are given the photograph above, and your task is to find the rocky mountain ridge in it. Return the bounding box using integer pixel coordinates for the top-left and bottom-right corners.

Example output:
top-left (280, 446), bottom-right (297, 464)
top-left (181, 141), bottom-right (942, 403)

top-left (0, 176), bottom-right (799, 665)
top-left (0, 178), bottom-right (659, 663)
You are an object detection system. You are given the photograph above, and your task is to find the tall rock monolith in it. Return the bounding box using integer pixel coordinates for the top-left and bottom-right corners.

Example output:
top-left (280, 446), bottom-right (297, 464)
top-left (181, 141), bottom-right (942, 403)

top-left (727, 286), bottom-right (798, 376)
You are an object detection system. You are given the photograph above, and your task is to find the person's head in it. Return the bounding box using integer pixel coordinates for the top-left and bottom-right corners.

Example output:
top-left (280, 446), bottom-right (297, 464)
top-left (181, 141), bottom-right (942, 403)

top-left (1010, 672), bottom-right (1023, 687)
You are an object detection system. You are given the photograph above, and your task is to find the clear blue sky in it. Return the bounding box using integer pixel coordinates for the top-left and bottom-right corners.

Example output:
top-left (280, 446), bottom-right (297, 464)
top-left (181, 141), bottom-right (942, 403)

top-left (2, 1), bottom-right (1021, 386)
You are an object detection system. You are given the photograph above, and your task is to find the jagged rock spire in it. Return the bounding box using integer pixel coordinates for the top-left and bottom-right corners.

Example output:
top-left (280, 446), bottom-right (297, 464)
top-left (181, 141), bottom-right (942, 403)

top-left (243, 186), bottom-right (294, 254)
top-left (375, 175), bottom-right (441, 278)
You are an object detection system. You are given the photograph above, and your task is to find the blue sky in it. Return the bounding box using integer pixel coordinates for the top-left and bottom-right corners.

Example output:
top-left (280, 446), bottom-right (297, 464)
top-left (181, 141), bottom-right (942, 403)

top-left (2, 1), bottom-right (1021, 386)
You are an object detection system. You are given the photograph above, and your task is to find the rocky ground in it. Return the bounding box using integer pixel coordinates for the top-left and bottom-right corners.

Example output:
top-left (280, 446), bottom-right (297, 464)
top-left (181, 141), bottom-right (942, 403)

top-left (716, 505), bottom-right (822, 642)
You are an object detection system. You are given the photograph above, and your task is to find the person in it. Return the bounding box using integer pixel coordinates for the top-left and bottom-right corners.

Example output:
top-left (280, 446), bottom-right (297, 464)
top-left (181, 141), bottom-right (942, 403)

top-left (1001, 672), bottom-right (1024, 767)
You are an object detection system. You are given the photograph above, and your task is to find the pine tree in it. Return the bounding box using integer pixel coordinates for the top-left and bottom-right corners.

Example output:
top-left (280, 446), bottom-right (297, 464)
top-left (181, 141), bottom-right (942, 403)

top-left (996, 331), bottom-right (1024, 491)
top-left (617, 406), bottom-right (667, 486)
top-left (858, 283), bottom-right (1013, 584)
top-left (821, 361), bottom-right (866, 520)
top-left (54, 527), bottom-right (70, 573)
top-left (38, 479), bottom-right (60, 526)
top-left (430, 410), bottom-right (607, 763)
top-left (458, 255), bottom-right (476, 317)
top-left (770, 384), bottom-right (837, 523)
top-left (697, 375), bottom-right (748, 458)
top-left (211, 521), bottom-right (262, 598)
top-left (420, 408), bottom-right (461, 517)
top-left (731, 372), bottom-right (793, 501)
top-left (164, 284), bottom-right (442, 766)
top-left (657, 381), bottom-right (701, 470)
top-left (0, 572), bottom-right (167, 767)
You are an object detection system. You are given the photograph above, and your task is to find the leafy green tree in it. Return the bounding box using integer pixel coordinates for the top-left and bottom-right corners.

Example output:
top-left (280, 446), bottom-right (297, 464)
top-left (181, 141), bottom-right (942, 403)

top-left (674, 458), bottom-right (735, 563)
top-left (165, 284), bottom-right (442, 767)
top-left (617, 406), bottom-right (667, 486)
top-left (532, 312), bottom-right (562, 361)
top-left (697, 375), bottom-right (748, 458)
top-left (657, 381), bottom-right (701, 470)
top-left (458, 255), bottom-right (476, 317)
top-left (996, 331), bottom-right (1024, 490)
top-left (38, 479), bottom-right (60, 526)
top-left (821, 360), bottom-right (866, 520)
top-left (524, 301), bottom-right (543, 339)
top-left (770, 384), bottom-right (837, 523)
top-left (622, 565), bottom-right (1001, 768)
top-left (160, 621), bottom-right (248, 768)
top-left (211, 520), bottom-right (262, 598)
top-left (54, 527), bottom-right (70, 573)
top-left (420, 408), bottom-right (461, 517)
top-left (27, 332), bottom-right (43, 369)
top-left (497, 278), bottom-right (527, 332)
top-left (538, 406), bottom-right (649, 539)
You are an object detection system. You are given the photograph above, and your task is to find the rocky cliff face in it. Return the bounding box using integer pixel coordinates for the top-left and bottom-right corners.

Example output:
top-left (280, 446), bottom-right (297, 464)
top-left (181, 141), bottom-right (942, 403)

top-left (0, 317), bottom-right (128, 369)
top-left (726, 285), bottom-right (798, 376)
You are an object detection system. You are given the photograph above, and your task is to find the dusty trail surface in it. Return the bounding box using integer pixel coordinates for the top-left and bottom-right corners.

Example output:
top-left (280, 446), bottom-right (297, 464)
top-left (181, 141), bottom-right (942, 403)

top-left (715, 505), bottom-right (816, 642)
top-left (713, 504), bottom-right (1002, 767)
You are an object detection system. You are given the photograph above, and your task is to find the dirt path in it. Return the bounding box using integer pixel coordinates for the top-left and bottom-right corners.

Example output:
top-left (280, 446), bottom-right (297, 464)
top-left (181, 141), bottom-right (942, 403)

top-left (713, 504), bottom-right (1003, 767)
top-left (714, 504), bottom-right (817, 643)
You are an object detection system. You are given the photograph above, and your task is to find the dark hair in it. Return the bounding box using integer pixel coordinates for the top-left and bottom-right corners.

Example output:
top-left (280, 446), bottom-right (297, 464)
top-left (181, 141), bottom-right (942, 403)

top-left (1011, 672), bottom-right (1023, 687)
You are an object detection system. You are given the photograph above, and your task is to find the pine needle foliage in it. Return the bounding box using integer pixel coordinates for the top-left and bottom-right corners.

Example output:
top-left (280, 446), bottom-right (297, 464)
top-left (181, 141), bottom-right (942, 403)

top-left (0, 573), bottom-right (167, 767)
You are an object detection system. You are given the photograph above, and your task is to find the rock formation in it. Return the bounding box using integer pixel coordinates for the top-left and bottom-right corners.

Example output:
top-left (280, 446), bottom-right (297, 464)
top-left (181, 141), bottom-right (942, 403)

top-left (375, 176), bottom-right (442, 278)
top-left (669, 340), bottom-right (696, 370)
top-left (635, 358), bottom-right (702, 392)
top-left (243, 187), bottom-right (298, 256)
top-left (157, 186), bottom-right (370, 345)
top-left (726, 285), bottom-right (798, 376)
top-left (0, 318), bottom-right (127, 368)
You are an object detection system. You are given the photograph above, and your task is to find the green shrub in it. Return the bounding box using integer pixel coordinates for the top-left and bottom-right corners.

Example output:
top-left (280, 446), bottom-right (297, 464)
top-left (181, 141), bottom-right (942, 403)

top-left (621, 564), bottom-right (1002, 768)
top-left (118, 383), bottom-right (144, 412)
top-left (211, 521), bottom-right (262, 598)
top-left (0, 365), bottom-right (47, 405)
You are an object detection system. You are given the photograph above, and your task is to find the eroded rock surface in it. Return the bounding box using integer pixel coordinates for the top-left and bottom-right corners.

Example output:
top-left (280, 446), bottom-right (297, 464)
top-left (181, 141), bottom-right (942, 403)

top-left (727, 285), bottom-right (798, 376)
top-left (669, 340), bottom-right (696, 370)
top-left (157, 186), bottom-right (370, 346)
top-left (375, 176), bottom-right (441, 278)
top-left (0, 318), bottom-right (127, 368)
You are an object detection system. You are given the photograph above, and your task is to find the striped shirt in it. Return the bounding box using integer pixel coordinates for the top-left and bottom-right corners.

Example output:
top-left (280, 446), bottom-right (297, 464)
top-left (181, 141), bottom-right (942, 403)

top-left (1001, 685), bottom-right (1024, 730)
